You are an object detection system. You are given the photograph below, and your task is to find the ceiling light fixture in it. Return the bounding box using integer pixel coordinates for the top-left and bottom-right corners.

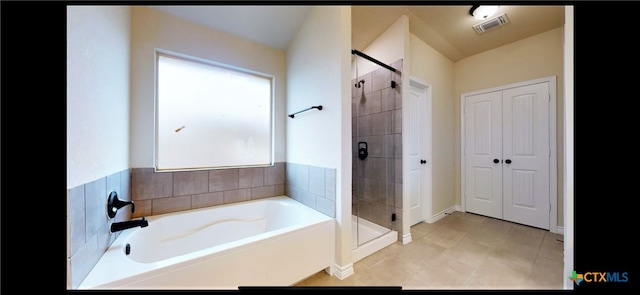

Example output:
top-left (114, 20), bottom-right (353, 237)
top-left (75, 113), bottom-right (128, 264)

top-left (469, 5), bottom-right (499, 20)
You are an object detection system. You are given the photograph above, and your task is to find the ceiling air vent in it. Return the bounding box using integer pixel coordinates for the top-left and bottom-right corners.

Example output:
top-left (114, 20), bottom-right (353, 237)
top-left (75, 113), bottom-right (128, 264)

top-left (473, 13), bottom-right (509, 34)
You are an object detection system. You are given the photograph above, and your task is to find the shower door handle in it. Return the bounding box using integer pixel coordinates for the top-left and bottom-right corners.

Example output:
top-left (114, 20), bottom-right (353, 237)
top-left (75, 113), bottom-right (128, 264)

top-left (358, 142), bottom-right (369, 160)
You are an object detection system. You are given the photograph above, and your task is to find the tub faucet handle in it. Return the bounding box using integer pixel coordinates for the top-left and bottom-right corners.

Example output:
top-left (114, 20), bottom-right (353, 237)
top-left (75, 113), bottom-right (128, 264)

top-left (125, 201), bottom-right (135, 214)
top-left (107, 191), bottom-right (135, 219)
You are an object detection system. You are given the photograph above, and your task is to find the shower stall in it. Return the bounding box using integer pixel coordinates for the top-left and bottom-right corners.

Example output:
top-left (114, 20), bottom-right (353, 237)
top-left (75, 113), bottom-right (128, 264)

top-left (351, 49), bottom-right (402, 262)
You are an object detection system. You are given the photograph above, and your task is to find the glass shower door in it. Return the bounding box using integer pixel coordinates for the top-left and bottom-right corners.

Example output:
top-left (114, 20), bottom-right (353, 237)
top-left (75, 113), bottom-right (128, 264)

top-left (351, 55), bottom-right (402, 249)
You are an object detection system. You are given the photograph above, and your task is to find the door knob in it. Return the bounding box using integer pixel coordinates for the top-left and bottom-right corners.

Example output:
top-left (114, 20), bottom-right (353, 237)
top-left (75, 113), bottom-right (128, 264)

top-left (493, 159), bottom-right (499, 163)
top-left (505, 159), bottom-right (512, 164)
top-left (420, 159), bottom-right (427, 164)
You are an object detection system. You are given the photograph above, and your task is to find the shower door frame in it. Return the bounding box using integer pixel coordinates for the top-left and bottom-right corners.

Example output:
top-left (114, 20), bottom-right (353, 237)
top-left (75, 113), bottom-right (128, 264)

top-left (351, 56), bottom-right (402, 249)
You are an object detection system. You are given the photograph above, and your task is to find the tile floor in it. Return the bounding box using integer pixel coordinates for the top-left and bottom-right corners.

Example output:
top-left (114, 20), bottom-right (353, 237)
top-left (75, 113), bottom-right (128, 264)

top-left (295, 211), bottom-right (564, 290)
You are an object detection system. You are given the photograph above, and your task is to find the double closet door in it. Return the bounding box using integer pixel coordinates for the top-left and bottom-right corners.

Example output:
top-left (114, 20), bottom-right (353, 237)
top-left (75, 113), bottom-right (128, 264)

top-left (464, 79), bottom-right (552, 230)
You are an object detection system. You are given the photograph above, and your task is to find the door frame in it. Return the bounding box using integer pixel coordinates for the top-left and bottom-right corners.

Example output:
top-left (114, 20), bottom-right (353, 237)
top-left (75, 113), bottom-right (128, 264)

top-left (406, 77), bottom-right (433, 223)
top-left (460, 75), bottom-right (558, 233)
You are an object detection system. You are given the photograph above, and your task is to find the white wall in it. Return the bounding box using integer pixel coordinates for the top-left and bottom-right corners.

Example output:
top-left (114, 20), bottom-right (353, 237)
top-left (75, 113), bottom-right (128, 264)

top-left (67, 6), bottom-right (131, 189)
top-left (286, 6), bottom-right (352, 268)
top-left (129, 7), bottom-right (287, 168)
top-left (354, 15), bottom-right (408, 76)
top-left (286, 6), bottom-right (347, 168)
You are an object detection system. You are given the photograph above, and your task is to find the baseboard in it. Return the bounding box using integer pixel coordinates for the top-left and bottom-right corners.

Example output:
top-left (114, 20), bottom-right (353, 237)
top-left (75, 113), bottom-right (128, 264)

top-left (402, 233), bottom-right (412, 244)
top-left (430, 205), bottom-right (457, 223)
top-left (331, 263), bottom-right (354, 280)
top-left (440, 204), bottom-right (564, 235)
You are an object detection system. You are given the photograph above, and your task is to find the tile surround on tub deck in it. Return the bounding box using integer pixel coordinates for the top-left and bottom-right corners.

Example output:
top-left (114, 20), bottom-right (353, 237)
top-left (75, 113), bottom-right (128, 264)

top-left (67, 168), bottom-right (131, 289)
top-left (68, 162), bottom-right (337, 288)
top-left (130, 162), bottom-right (288, 217)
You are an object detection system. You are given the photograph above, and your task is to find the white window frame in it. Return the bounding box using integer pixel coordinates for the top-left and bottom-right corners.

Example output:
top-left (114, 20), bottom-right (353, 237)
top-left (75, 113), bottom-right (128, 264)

top-left (154, 49), bottom-right (275, 171)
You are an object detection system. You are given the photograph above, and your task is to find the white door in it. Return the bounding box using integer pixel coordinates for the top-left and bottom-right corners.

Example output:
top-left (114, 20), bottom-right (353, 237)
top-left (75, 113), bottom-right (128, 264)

top-left (408, 80), bottom-right (431, 226)
top-left (464, 81), bottom-right (550, 229)
top-left (464, 90), bottom-right (503, 220)
top-left (502, 82), bottom-right (550, 229)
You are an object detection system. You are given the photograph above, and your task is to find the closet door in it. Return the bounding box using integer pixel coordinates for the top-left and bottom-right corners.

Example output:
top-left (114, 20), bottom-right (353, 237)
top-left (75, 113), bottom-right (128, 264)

top-left (464, 90), bottom-right (503, 220)
top-left (464, 81), bottom-right (551, 230)
top-left (502, 82), bottom-right (550, 229)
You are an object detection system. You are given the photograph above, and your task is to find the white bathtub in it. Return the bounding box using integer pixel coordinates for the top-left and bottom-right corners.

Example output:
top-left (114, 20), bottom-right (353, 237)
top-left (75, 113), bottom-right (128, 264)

top-left (79, 196), bottom-right (335, 289)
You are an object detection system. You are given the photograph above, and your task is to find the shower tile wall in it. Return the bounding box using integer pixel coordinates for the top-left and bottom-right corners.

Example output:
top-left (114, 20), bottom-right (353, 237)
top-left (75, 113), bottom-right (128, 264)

top-left (129, 162), bottom-right (286, 217)
top-left (352, 59), bottom-right (403, 232)
top-left (67, 168), bottom-right (131, 289)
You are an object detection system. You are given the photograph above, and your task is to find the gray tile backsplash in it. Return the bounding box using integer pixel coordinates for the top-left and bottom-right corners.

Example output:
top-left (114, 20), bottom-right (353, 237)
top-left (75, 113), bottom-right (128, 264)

top-left (130, 163), bottom-right (286, 217)
top-left (67, 168), bottom-right (130, 289)
top-left (152, 194), bottom-right (192, 215)
top-left (209, 169), bottom-right (239, 192)
top-left (84, 177), bottom-right (107, 241)
top-left (324, 169), bottom-right (336, 201)
top-left (264, 163), bottom-right (285, 185)
top-left (295, 164), bottom-right (309, 191)
top-left (223, 188), bottom-right (252, 203)
top-left (173, 170), bottom-right (209, 196)
top-left (131, 168), bottom-right (173, 200)
top-left (70, 234), bottom-right (99, 290)
top-left (191, 191), bottom-right (224, 209)
top-left (239, 167), bottom-right (265, 188)
top-left (68, 185), bottom-right (86, 257)
top-left (286, 163), bottom-right (336, 218)
top-left (308, 166), bottom-right (326, 197)
top-left (251, 185), bottom-right (275, 199)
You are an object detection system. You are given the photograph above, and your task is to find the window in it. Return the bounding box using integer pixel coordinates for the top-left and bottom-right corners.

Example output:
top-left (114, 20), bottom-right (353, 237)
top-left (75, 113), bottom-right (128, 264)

top-left (155, 50), bottom-right (274, 171)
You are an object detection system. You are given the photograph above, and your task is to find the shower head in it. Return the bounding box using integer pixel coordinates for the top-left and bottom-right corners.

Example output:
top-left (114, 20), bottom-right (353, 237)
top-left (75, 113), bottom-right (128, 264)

top-left (355, 79), bottom-right (365, 88)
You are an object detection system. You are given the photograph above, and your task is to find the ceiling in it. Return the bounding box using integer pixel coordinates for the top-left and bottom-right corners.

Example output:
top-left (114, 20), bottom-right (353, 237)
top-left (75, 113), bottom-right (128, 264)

top-left (149, 5), bottom-right (565, 63)
top-left (150, 6), bottom-right (312, 50)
